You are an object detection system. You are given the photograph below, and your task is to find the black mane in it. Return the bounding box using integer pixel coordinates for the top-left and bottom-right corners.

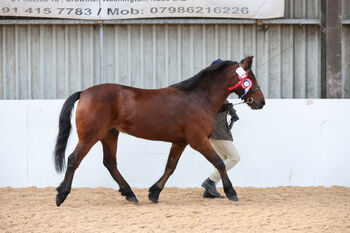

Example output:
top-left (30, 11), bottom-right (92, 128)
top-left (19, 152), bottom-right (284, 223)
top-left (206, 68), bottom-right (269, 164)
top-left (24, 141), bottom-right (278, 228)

top-left (170, 60), bottom-right (237, 91)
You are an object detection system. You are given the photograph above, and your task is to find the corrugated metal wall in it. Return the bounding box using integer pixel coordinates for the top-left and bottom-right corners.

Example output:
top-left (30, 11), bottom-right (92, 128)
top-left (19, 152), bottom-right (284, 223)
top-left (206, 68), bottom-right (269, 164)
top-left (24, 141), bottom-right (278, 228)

top-left (342, 0), bottom-right (350, 97)
top-left (0, 25), bottom-right (100, 99)
top-left (284, 0), bottom-right (320, 19)
top-left (0, 0), bottom-right (349, 99)
top-left (102, 23), bottom-right (322, 99)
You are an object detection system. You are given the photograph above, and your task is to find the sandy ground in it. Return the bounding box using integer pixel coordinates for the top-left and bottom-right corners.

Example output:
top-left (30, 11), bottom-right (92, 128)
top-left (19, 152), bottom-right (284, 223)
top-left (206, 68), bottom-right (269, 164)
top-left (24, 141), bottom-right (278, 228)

top-left (0, 186), bottom-right (350, 233)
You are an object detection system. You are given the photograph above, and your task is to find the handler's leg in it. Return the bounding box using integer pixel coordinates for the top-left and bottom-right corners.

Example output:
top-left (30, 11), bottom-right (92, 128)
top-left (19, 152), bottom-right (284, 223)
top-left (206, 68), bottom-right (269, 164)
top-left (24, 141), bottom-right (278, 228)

top-left (208, 139), bottom-right (240, 184)
top-left (149, 142), bottom-right (187, 203)
top-left (190, 137), bottom-right (238, 201)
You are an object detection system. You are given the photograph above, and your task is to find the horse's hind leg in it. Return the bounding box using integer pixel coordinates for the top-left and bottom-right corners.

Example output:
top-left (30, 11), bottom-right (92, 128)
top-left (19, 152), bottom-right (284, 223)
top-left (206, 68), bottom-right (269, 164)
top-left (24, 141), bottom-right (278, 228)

top-left (190, 137), bottom-right (238, 202)
top-left (56, 140), bottom-right (95, 206)
top-left (101, 129), bottom-right (138, 203)
top-left (148, 142), bottom-right (187, 203)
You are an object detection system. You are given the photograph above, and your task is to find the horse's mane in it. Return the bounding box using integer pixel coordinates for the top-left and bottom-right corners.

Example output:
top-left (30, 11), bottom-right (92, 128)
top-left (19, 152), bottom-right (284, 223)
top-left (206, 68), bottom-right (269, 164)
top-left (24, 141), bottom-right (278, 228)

top-left (170, 60), bottom-right (237, 91)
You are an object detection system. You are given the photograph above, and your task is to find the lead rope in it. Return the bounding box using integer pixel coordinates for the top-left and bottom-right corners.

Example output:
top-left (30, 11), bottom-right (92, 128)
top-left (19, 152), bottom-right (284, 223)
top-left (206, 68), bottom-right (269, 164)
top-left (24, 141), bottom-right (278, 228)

top-left (231, 97), bottom-right (254, 106)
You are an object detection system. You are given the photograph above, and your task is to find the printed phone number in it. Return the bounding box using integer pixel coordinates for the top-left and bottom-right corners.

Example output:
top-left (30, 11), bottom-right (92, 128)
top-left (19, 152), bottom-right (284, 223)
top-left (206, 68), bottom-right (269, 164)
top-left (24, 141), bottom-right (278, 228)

top-left (147, 6), bottom-right (249, 15)
top-left (1, 7), bottom-right (95, 15)
top-left (1, 6), bottom-right (249, 16)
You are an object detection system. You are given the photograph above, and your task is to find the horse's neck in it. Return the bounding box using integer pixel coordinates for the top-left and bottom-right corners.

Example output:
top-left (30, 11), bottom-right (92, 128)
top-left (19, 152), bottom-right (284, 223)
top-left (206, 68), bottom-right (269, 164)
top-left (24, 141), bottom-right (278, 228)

top-left (206, 89), bottom-right (231, 113)
top-left (195, 72), bottom-right (232, 112)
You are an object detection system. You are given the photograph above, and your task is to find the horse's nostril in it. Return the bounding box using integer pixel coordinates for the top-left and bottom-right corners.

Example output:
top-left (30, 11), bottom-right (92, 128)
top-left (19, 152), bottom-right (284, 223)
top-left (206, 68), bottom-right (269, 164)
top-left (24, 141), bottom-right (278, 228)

top-left (262, 100), bottom-right (266, 106)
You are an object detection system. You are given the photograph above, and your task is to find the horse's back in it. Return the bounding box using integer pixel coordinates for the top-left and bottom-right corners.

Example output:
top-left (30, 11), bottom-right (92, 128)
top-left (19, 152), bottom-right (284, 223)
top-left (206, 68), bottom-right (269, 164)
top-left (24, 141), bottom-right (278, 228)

top-left (76, 83), bottom-right (215, 143)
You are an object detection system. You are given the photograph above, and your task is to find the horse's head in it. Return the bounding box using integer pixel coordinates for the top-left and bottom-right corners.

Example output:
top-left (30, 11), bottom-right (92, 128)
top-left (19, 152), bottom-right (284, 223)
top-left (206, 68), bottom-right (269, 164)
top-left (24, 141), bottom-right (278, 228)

top-left (229, 56), bottom-right (265, 110)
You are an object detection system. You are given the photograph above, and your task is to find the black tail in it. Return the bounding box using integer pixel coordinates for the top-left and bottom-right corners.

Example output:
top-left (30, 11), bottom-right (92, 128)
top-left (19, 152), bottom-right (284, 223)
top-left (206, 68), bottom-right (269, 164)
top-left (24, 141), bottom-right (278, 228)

top-left (54, 91), bottom-right (81, 173)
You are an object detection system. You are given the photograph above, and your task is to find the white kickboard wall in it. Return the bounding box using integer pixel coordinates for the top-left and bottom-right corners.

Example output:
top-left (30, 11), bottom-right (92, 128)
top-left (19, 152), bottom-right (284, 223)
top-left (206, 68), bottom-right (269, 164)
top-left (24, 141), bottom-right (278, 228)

top-left (0, 99), bottom-right (349, 188)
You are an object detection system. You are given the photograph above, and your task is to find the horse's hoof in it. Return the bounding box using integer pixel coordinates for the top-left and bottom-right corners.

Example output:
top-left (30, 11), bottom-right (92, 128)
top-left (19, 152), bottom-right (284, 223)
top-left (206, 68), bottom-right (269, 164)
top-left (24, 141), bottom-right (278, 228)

top-left (228, 195), bottom-right (239, 202)
top-left (148, 194), bottom-right (159, 204)
top-left (126, 195), bottom-right (138, 203)
top-left (56, 194), bottom-right (65, 206)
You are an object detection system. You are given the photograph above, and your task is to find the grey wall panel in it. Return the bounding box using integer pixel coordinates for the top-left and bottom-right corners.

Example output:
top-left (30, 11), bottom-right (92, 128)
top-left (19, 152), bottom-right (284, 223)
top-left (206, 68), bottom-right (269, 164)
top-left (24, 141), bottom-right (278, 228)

top-left (1, 26), bottom-right (16, 99)
top-left (0, 25), bottom-right (100, 99)
top-left (256, 25), bottom-right (269, 97)
top-left (343, 0), bottom-right (350, 19)
top-left (0, 26), bottom-right (2, 99)
top-left (167, 25), bottom-right (179, 87)
top-left (143, 25), bottom-right (156, 88)
top-left (1, 24), bottom-right (323, 99)
top-left (293, 25), bottom-right (307, 98)
top-left (343, 3), bottom-right (350, 98)
top-left (343, 26), bottom-right (350, 98)
top-left (284, 0), bottom-right (320, 19)
top-left (281, 25), bottom-right (294, 98)
top-left (306, 25), bottom-right (321, 98)
top-left (155, 25), bottom-right (166, 88)
top-left (100, 24), bottom-right (321, 99)
top-left (343, 0), bottom-right (349, 97)
top-left (268, 25), bottom-right (282, 98)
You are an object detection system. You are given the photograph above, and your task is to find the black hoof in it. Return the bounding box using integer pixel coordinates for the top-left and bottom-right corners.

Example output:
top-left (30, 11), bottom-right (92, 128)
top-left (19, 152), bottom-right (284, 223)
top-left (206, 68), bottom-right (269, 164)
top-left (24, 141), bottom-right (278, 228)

top-left (148, 194), bottom-right (159, 203)
top-left (56, 193), bottom-right (66, 206)
top-left (119, 187), bottom-right (138, 203)
top-left (228, 195), bottom-right (239, 202)
top-left (126, 195), bottom-right (138, 203)
top-left (148, 184), bottom-right (162, 204)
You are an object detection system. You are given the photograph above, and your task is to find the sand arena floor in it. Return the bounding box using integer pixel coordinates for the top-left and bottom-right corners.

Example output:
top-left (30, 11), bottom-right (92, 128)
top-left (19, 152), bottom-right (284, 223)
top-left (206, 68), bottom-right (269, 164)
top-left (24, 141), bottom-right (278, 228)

top-left (1, 186), bottom-right (350, 232)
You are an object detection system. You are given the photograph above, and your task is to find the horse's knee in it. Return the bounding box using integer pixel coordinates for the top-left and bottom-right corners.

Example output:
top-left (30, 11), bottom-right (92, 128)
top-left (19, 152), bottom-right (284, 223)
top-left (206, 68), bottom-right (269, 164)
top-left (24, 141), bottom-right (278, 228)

top-left (103, 158), bottom-right (116, 169)
top-left (103, 159), bottom-right (109, 167)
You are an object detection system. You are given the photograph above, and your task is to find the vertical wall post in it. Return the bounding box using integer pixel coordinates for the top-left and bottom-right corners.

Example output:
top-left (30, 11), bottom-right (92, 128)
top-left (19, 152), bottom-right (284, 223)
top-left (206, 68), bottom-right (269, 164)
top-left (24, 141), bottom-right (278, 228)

top-left (321, 0), bottom-right (342, 98)
top-left (99, 21), bottom-right (104, 84)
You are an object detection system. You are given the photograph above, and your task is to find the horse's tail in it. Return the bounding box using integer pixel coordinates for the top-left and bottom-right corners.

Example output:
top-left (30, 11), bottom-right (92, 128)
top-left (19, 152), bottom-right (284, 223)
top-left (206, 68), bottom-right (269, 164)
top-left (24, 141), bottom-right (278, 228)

top-left (54, 91), bottom-right (82, 173)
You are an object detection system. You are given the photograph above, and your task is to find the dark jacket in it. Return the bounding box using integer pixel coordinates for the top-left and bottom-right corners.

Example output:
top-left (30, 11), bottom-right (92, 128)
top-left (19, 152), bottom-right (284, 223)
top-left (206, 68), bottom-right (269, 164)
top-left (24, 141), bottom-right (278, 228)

top-left (210, 101), bottom-right (239, 141)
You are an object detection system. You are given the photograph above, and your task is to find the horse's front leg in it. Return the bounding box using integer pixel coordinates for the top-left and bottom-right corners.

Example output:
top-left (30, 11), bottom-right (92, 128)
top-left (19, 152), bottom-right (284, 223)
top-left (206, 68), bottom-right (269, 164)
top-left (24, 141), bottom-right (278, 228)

top-left (148, 142), bottom-right (187, 203)
top-left (190, 137), bottom-right (238, 201)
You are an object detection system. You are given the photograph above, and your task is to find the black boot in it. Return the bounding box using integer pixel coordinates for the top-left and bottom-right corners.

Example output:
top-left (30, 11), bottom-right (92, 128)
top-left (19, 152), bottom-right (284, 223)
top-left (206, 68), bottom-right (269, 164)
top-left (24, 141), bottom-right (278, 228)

top-left (203, 190), bottom-right (224, 199)
top-left (201, 178), bottom-right (224, 198)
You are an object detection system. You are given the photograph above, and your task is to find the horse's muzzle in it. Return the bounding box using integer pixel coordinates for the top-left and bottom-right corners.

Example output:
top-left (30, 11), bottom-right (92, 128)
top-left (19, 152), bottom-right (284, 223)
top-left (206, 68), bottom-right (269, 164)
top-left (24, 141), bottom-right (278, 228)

top-left (249, 99), bottom-right (265, 109)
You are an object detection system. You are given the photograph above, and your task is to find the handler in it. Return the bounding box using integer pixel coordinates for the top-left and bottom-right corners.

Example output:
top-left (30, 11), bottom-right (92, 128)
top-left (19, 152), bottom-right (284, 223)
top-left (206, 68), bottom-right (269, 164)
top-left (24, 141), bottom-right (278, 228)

top-left (201, 59), bottom-right (241, 200)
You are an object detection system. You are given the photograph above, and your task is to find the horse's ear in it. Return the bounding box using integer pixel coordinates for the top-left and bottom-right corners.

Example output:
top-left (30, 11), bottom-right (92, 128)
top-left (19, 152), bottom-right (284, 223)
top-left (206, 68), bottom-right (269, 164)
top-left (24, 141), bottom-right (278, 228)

top-left (241, 56), bottom-right (254, 70)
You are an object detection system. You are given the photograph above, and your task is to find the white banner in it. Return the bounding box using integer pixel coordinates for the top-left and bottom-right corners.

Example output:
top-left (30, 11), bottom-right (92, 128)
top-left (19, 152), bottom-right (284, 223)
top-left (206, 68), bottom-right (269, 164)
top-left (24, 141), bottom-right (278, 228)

top-left (0, 0), bottom-right (284, 20)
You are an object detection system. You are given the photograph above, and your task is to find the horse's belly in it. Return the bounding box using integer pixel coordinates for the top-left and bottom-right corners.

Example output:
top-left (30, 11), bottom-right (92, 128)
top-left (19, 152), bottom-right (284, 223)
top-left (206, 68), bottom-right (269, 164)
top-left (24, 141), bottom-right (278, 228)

top-left (116, 122), bottom-right (183, 143)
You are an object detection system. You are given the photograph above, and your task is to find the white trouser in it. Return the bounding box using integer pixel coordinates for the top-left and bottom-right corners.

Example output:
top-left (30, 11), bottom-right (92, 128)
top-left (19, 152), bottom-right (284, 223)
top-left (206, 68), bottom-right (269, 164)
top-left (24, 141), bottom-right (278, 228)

top-left (208, 138), bottom-right (240, 184)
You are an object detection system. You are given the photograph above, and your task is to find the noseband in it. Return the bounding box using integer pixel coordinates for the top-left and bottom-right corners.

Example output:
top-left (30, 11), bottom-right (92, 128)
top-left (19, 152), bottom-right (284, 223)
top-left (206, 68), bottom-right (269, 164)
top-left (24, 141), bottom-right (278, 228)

top-left (245, 85), bottom-right (261, 104)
